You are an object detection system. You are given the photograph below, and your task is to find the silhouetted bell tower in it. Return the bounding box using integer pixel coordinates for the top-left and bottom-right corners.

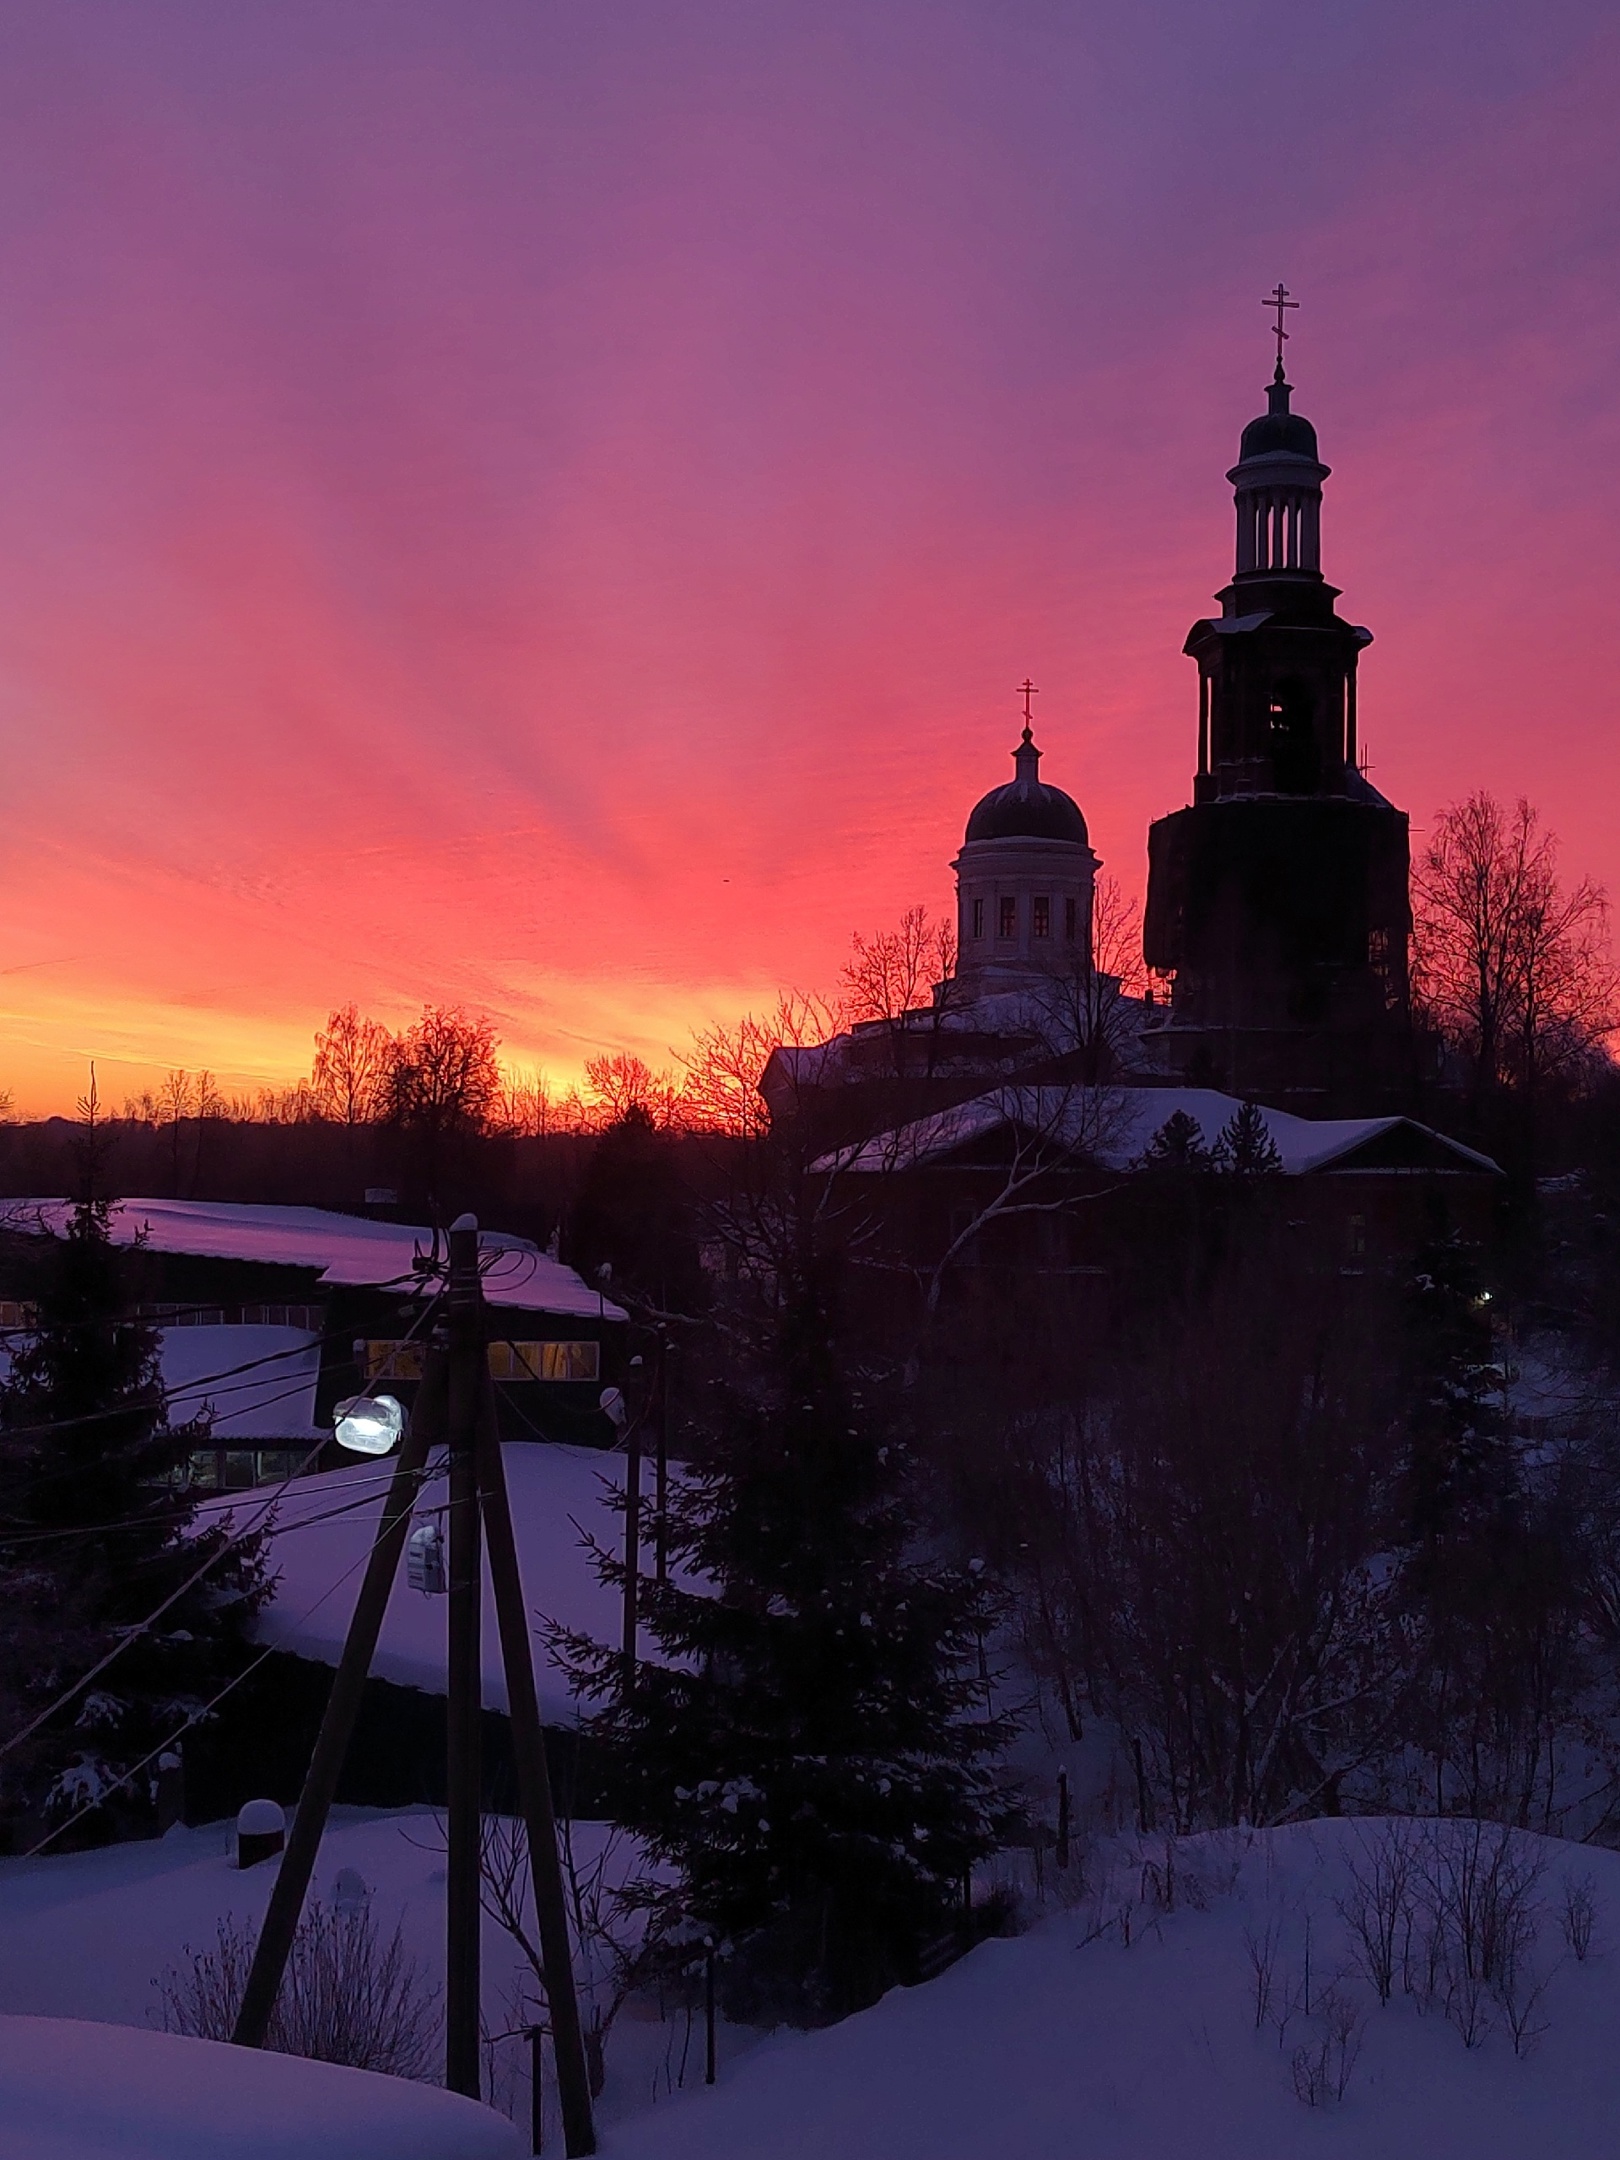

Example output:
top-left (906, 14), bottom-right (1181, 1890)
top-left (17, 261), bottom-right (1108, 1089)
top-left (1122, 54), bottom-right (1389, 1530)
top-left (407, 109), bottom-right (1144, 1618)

top-left (1144, 294), bottom-right (1415, 1110)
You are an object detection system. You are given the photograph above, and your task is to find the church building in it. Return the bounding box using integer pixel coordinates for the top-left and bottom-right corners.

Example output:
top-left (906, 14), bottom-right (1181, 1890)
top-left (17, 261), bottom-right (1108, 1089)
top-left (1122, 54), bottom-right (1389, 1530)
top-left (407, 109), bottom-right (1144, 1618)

top-left (1141, 335), bottom-right (1417, 1112)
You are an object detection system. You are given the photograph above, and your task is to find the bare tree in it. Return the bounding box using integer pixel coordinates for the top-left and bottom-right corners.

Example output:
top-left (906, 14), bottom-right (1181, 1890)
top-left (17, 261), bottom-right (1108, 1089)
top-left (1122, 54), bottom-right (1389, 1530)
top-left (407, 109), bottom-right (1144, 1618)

top-left (585, 1052), bottom-right (682, 1130)
top-left (1034, 877), bottom-right (1146, 1080)
top-left (385, 1006), bottom-right (502, 1134)
top-left (1412, 793), bottom-right (1617, 1125)
top-left (491, 1067), bottom-right (556, 1137)
top-left (841, 905), bottom-right (956, 1024)
top-left (311, 1004), bottom-right (395, 1125)
top-left (678, 992), bottom-right (843, 1139)
top-left (981, 1247), bottom-right (1413, 1828)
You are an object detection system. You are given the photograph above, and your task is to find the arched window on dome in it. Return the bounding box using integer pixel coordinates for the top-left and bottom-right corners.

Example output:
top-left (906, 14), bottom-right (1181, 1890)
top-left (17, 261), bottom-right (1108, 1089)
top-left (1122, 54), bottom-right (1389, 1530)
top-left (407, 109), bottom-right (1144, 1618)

top-left (1032, 897), bottom-right (1050, 939)
top-left (998, 896), bottom-right (1017, 940)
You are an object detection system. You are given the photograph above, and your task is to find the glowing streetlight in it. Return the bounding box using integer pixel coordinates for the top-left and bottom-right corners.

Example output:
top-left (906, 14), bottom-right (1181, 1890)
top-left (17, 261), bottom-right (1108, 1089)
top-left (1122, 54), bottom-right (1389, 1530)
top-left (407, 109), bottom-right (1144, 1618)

top-left (333, 1392), bottom-right (404, 1456)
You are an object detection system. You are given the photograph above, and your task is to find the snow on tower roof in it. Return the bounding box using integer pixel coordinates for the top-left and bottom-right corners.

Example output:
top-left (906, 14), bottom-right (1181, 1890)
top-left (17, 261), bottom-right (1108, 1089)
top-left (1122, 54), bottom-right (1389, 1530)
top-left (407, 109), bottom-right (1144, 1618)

top-left (0, 1198), bottom-right (626, 1321)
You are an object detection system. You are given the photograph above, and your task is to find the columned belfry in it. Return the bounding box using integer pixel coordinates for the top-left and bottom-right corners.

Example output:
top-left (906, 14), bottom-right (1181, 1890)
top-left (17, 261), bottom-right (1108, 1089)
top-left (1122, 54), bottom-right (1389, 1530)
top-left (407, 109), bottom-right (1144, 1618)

top-left (1144, 295), bottom-right (1415, 1110)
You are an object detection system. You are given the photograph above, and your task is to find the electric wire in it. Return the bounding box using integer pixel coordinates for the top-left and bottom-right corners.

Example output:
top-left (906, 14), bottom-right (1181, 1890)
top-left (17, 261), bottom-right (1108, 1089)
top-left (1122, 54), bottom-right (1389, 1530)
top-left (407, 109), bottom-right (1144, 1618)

top-left (0, 1289), bottom-right (449, 1769)
top-left (20, 1461), bottom-right (448, 1859)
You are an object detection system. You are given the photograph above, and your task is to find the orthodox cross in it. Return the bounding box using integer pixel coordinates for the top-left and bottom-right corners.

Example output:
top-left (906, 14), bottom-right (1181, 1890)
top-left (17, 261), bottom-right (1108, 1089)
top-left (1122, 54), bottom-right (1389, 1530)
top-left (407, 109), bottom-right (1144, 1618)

top-left (1017, 678), bottom-right (1038, 728)
top-left (1265, 282), bottom-right (1298, 368)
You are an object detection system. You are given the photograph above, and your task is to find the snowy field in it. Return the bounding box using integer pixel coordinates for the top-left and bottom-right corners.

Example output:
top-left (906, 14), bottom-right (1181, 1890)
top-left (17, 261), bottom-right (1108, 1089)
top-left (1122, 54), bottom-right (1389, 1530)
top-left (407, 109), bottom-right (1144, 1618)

top-left (6, 1812), bottom-right (1620, 2155)
top-left (607, 1819), bottom-right (1620, 2160)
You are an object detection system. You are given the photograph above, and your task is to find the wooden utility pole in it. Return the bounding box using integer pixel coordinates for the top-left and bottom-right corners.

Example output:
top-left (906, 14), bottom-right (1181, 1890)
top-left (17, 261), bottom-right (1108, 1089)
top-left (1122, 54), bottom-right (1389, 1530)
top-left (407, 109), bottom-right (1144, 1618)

top-left (653, 1339), bottom-right (670, 1585)
top-left (444, 1214), bottom-right (485, 2098)
top-left (232, 1215), bottom-right (597, 2155)
top-left (231, 1352), bottom-right (446, 2049)
top-left (620, 1357), bottom-right (644, 1694)
top-left (477, 1370), bottom-right (597, 2156)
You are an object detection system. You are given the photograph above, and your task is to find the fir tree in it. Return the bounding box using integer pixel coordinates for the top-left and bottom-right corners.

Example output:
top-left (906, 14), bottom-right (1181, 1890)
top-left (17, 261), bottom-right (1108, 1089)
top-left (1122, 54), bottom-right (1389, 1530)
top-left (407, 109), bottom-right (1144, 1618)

top-left (1136, 1109), bottom-right (1213, 1174)
top-left (553, 1276), bottom-right (1014, 2025)
top-left (1211, 1100), bottom-right (1284, 1179)
top-left (0, 1197), bottom-right (270, 1834)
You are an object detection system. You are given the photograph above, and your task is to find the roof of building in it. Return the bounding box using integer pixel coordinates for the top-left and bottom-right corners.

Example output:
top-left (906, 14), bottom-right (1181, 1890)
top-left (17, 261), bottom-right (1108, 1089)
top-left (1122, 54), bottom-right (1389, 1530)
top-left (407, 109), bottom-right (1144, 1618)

top-left (0, 1198), bottom-right (627, 1321)
top-left (964, 727), bottom-right (1090, 847)
top-left (813, 1085), bottom-right (1502, 1179)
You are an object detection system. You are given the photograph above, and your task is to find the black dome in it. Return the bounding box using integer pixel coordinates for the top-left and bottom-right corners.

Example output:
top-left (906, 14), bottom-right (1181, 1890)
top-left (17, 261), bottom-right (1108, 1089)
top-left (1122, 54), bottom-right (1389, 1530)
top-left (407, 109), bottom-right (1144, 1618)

top-left (1237, 370), bottom-right (1319, 464)
top-left (965, 729), bottom-right (1089, 845)
top-left (965, 783), bottom-right (1089, 846)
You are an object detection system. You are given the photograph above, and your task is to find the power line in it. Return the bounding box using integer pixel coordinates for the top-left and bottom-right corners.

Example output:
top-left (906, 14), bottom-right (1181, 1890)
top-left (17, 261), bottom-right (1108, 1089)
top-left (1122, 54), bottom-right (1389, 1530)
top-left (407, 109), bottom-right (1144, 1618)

top-left (0, 1291), bottom-right (448, 1769)
top-left (20, 1465), bottom-right (448, 1859)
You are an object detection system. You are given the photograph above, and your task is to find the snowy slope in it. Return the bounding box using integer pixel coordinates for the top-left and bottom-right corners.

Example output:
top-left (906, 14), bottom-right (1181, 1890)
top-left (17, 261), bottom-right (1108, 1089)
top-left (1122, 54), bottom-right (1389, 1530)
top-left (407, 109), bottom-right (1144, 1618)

top-left (197, 1441), bottom-right (625, 1721)
top-left (0, 2015), bottom-right (522, 2160)
top-left (600, 1820), bottom-right (1620, 2160)
top-left (0, 1810), bottom-right (683, 2147)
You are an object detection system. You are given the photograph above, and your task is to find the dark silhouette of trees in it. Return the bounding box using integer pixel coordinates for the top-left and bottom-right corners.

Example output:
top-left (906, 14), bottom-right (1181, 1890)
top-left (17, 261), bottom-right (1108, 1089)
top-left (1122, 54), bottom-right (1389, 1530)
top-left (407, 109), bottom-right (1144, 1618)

top-left (1412, 792), bottom-right (1616, 1155)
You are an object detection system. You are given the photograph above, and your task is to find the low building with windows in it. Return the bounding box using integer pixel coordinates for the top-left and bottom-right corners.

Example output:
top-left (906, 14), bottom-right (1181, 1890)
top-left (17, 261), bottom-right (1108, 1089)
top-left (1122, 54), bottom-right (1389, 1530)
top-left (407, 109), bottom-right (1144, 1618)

top-left (0, 1198), bottom-right (628, 1484)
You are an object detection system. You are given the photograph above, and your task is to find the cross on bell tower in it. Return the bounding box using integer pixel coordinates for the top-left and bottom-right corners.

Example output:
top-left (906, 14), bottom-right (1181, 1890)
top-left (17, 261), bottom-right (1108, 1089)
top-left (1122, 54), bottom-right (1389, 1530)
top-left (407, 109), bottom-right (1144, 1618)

top-left (1265, 282), bottom-right (1298, 372)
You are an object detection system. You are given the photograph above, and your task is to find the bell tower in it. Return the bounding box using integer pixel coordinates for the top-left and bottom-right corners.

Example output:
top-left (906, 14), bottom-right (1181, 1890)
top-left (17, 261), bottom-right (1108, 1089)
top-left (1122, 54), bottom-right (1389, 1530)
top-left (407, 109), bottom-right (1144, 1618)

top-left (1143, 295), bottom-right (1415, 1111)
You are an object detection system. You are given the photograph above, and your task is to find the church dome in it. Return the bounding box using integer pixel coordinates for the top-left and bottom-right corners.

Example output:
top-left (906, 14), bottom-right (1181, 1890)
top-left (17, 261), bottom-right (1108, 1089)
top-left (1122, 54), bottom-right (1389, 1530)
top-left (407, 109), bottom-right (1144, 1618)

top-left (1236, 367), bottom-right (1320, 465)
top-left (964, 728), bottom-right (1089, 846)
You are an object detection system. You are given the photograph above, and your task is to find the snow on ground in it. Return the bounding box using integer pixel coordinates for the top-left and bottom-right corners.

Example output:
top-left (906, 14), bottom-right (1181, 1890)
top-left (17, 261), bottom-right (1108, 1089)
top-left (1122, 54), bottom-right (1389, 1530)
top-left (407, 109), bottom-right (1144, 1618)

top-left (196, 1441), bottom-right (625, 1722)
top-left (602, 1819), bottom-right (1620, 2160)
top-left (0, 1807), bottom-right (690, 2146)
top-left (0, 2014), bottom-right (522, 2160)
top-left (10, 1812), bottom-right (1620, 2156)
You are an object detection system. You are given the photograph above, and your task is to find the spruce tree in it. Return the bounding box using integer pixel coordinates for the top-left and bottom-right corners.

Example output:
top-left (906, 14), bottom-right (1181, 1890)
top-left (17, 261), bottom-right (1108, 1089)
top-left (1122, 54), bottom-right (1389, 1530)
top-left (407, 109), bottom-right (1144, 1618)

top-left (0, 1198), bottom-right (269, 1835)
top-left (1212, 1100), bottom-right (1284, 1179)
top-left (554, 1273), bottom-right (1013, 2025)
top-left (1136, 1108), bottom-right (1214, 1174)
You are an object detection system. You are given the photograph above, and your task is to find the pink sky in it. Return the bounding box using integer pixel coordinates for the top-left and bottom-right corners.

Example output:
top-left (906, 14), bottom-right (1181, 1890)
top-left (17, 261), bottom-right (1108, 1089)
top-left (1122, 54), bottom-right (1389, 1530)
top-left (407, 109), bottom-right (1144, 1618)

top-left (0, 0), bottom-right (1615, 1112)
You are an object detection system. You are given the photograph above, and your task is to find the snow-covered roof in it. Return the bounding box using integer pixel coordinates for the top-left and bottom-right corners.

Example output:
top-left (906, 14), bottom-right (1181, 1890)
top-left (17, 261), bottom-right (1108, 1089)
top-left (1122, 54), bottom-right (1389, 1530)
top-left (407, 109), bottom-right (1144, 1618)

top-left (0, 1198), bottom-right (626, 1321)
top-left (198, 1441), bottom-right (628, 1723)
top-left (0, 1323), bottom-right (325, 1441)
top-left (160, 1324), bottom-right (323, 1441)
top-left (814, 1086), bottom-right (1501, 1179)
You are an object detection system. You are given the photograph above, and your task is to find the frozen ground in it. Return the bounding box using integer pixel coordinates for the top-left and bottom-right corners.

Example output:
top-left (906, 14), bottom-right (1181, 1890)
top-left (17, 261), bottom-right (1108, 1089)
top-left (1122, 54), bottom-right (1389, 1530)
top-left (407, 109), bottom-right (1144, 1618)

top-left (5, 1812), bottom-right (1620, 2156)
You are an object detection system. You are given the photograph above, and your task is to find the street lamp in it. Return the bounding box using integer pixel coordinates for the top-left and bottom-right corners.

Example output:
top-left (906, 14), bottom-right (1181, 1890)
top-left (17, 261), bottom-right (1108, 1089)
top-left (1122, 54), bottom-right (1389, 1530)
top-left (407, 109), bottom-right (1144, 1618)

top-left (333, 1392), bottom-right (404, 1456)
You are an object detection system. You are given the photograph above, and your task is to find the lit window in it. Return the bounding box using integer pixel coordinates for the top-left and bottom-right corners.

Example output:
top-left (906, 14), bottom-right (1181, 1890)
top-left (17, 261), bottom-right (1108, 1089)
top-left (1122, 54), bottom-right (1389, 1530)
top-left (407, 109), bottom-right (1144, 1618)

top-left (487, 1340), bottom-right (602, 1383)
top-left (364, 1338), bottom-right (601, 1384)
top-left (998, 896), bottom-right (1017, 939)
top-left (1032, 896), bottom-right (1050, 939)
top-left (1065, 896), bottom-right (1077, 941)
top-left (972, 898), bottom-right (984, 939)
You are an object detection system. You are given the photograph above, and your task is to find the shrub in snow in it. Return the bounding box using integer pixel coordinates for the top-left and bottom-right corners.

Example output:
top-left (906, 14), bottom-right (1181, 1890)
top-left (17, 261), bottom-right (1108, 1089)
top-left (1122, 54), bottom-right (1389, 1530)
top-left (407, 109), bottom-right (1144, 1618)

top-left (155, 1899), bottom-right (440, 2079)
top-left (1560, 1869), bottom-right (1599, 1962)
